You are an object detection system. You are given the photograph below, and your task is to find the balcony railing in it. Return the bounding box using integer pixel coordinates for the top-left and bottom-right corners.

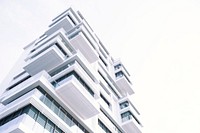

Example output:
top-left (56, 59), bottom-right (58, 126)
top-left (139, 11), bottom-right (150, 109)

top-left (51, 66), bottom-right (99, 119)
top-left (115, 70), bottom-right (134, 95)
top-left (121, 111), bottom-right (140, 124)
top-left (51, 70), bottom-right (94, 97)
top-left (121, 111), bottom-right (142, 133)
top-left (68, 24), bottom-right (99, 63)
top-left (24, 45), bottom-right (66, 76)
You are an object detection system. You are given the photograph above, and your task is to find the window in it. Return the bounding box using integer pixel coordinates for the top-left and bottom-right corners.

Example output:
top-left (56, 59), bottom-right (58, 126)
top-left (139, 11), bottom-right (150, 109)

top-left (6, 75), bottom-right (31, 91)
top-left (98, 71), bottom-right (120, 99)
top-left (52, 71), bottom-right (94, 97)
top-left (65, 114), bottom-right (72, 126)
top-left (45, 119), bottom-right (55, 133)
top-left (58, 109), bottom-right (66, 122)
top-left (43, 95), bottom-right (52, 108)
top-left (40, 90), bottom-right (90, 133)
top-left (12, 109), bottom-right (22, 119)
top-left (121, 111), bottom-right (141, 125)
top-left (121, 111), bottom-right (132, 122)
top-left (54, 126), bottom-right (62, 133)
top-left (49, 61), bottom-right (75, 76)
top-left (98, 119), bottom-right (112, 133)
top-left (51, 101), bottom-right (59, 115)
top-left (115, 71), bottom-right (131, 84)
top-left (36, 113), bottom-right (47, 127)
top-left (67, 14), bottom-right (76, 25)
top-left (0, 104), bottom-right (64, 133)
top-left (119, 101), bottom-right (129, 109)
top-left (99, 56), bottom-right (107, 67)
top-left (3, 86), bottom-right (89, 133)
top-left (30, 42), bottom-right (68, 60)
top-left (99, 47), bottom-right (107, 59)
top-left (100, 109), bottom-right (123, 133)
top-left (100, 93), bottom-right (110, 108)
top-left (13, 71), bottom-right (26, 80)
top-left (115, 71), bottom-right (124, 78)
top-left (27, 106), bottom-right (39, 120)
top-left (114, 64), bottom-right (122, 70)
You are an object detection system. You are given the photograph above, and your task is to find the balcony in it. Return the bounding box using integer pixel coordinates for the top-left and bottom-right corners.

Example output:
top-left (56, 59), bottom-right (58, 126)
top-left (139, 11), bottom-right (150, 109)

top-left (115, 71), bottom-right (134, 95)
top-left (50, 62), bottom-right (99, 119)
top-left (24, 45), bottom-right (65, 76)
top-left (34, 30), bottom-right (74, 55)
top-left (69, 27), bottom-right (99, 63)
top-left (54, 74), bottom-right (99, 119)
top-left (121, 114), bottom-right (142, 133)
top-left (49, 51), bottom-right (99, 83)
top-left (0, 114), bottom-right (30, 133)
top-left (46, 17), bottom-right (75, 36)
top-left (119, 96), bottom-right (142, 133)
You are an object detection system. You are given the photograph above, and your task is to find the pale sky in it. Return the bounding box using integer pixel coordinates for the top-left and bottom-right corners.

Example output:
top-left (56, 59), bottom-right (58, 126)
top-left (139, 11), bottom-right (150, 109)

top-left (1, 0), bottom-right (200, 133)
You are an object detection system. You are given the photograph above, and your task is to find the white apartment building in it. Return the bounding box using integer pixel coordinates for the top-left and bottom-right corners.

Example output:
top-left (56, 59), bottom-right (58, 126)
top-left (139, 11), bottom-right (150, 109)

top-left (0, 7), bottom-right (142, 133)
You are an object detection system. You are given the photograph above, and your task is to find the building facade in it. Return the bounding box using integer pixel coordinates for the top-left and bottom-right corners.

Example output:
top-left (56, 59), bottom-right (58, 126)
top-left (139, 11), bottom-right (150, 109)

top-left (0, 8), bottom-right (142, 133)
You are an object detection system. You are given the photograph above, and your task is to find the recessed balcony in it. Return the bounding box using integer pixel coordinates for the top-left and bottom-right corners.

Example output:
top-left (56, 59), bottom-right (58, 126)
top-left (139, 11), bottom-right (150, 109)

top-left (0, 114), bottom-right (28, 133)
top-left (69, 31), bottom-right (98, 63)
top-left (46, 17), bottom-right (75, 36)
top-left (24, 45), bottom-right (65, 76)
top-left (121, 111), bottom-right (142, 133)
top-left (119, 95), bottom-right (140, 115)
top-left (119, 95), bottom-right (142, 133)
top-left (53, 72), bottom-right (99, 119)
top-left (115, 71), bottom-right (134, 95)
top-left (121, 117), bottom-right (142, 133)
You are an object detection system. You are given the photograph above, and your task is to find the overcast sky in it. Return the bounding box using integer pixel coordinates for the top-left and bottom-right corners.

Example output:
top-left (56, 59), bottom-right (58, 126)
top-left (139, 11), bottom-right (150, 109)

top-left (1, 0), bottom-right (200, 133)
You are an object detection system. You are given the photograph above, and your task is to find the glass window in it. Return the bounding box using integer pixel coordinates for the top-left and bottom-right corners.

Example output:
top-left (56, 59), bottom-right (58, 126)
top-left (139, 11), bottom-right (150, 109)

top-left (3, 114), bottom-right (12, 124)
top-left (39, 90), bottom-right (89, 133)
top-left (44, 96), bottom-right (52, 108)
top-left (100, 93), bottom-right (110, 108)
top-left (65, 115), bottom-right (72, 126)
top-left (52, 71), bottom-right (94, 97)
top-left (45, 119), bottom-right (55, 133)
top-left (54, 126), bottom-right (62, 133)
top-left (36, 113), bottom-right (47, 127)
top-left (51, 102), bottom-right (59, 115)
top-left (27, 106), bottom-right (38, 120)
top-left (40, 94), bottom-right (46, 102)
top-left (12, 109), bottom-right (22, 119)
top-left (121, 111), bottom-right (141, 125)
top-left (121, 111), bottom-right (131, 119)
top-left (115, 71), bottom-right (123, 78)
top-left (120, 101), bottom-right (129, 109)
top-left (0, 104), bottom-right (66, 133)
top-left (98, 119), bottom-right (111, 133)
top-left (58, 109), bottom-right (66, 122)
top-left (114, 64), bottom-right (121, 70)
top-left (66, 114), bottom-right (75, 127)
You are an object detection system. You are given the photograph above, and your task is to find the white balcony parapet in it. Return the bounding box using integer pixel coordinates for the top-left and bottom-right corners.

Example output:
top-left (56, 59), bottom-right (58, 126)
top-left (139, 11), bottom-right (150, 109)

top-left (119, 95), bottom-right (142, 133)
top-left (0, 114), bottom-right (33, 133)
top-left (50, 62), bottom-right (100, 119)
top-left (54, 75), bottom-right (99, 119)
top-left (121, 114), bottom-right (142, 133)
top-left (115, 73), bottom-right (134, 95)
top-left (69, 26), bottom-right (99, 63)
top-left (119, 95), bottom-right (140, 115)
top-left (50, 7), bottom-right (80, 28)
top-left (0, 71), bottom-right (51, 104)
top-left (114, 60), bottom-right (134, 95)
top-left (45, 16), bottom-right (75, 36)
top-left (33, 29), bottom-right (75, 54)
top-left (24, 45), bottom-right (66, 76)
top-left (49, 50), bottom-right (99, 84)
top-left (0, 94), bottom-right (73, 133)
